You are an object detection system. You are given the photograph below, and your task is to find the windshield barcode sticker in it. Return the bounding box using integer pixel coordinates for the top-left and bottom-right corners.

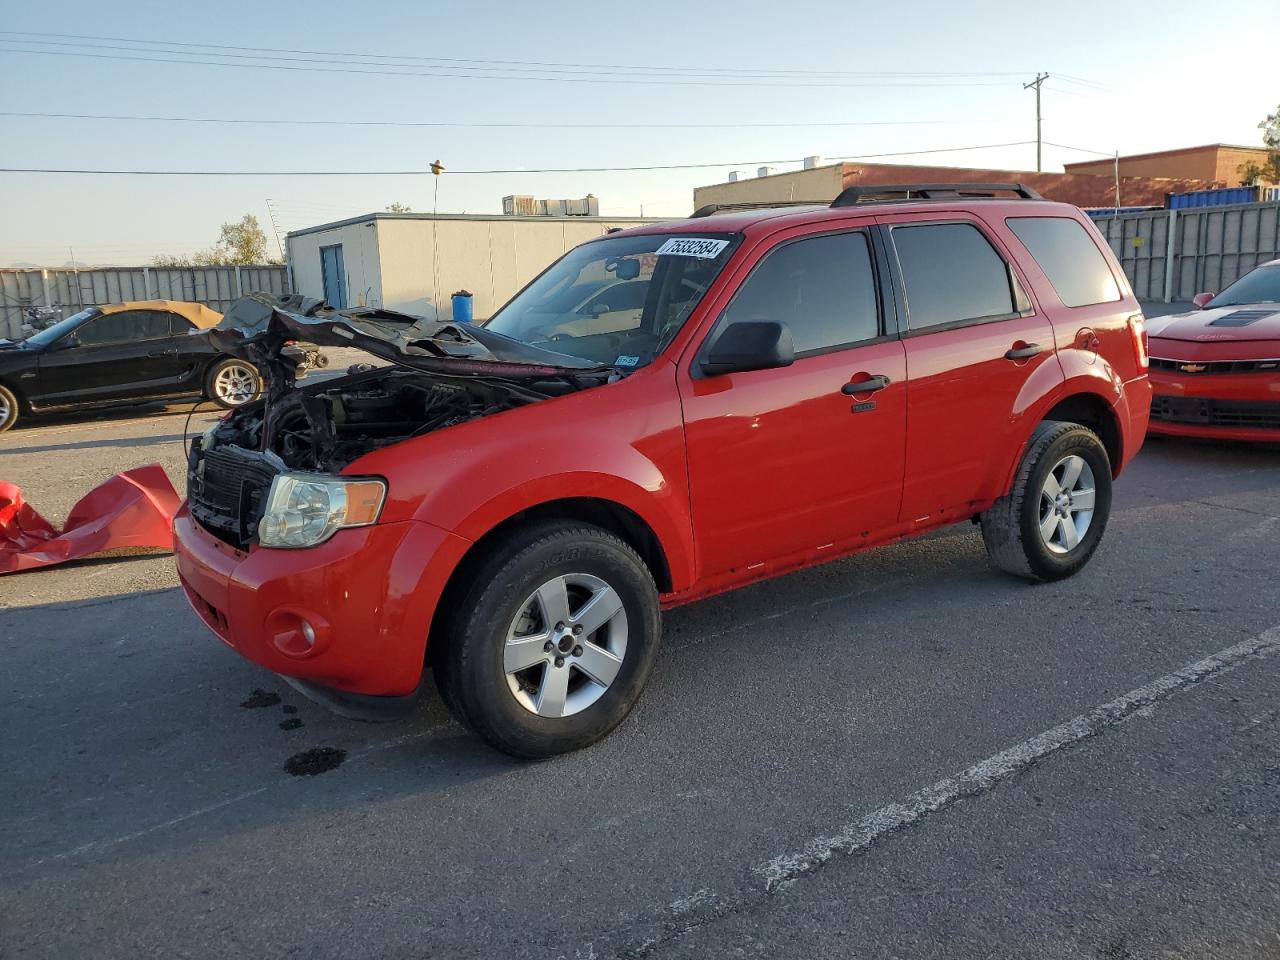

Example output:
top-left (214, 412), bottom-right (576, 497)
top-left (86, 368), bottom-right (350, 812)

top-left (655, 238), bottom-right (730, 259)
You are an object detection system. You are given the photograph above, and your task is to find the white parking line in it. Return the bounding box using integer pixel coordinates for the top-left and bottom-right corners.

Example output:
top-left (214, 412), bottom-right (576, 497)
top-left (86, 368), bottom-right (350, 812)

top-left (756, 625), bottom-right (1280, 892)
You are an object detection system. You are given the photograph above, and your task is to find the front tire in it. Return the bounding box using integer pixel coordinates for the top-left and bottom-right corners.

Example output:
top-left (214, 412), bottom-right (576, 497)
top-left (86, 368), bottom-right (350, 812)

top-left (434, 522), bottom-right (662, 759)
top-left (206, 357), bottom-right (263, 409)
top-left (980, 420), bottom-right (1113, 582)
top-left (0, 384), bottom-right (18, 432)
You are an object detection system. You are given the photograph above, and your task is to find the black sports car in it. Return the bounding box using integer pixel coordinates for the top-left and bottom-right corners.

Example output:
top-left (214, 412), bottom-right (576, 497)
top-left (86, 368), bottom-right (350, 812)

top-left (0, 299), bottom-right (302, 433)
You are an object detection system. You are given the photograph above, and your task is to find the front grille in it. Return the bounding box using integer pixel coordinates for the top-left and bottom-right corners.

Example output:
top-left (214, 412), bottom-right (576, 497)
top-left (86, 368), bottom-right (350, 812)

top-left (187, 441), bottom-right (281, 549)
top-left (1150, 356), bottom-right (1280, 375)
top-left (1150, 395), bottom-right (1280, 430)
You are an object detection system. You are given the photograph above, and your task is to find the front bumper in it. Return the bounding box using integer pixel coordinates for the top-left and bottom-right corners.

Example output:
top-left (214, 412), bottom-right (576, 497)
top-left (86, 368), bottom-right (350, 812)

top-left (1149, 367), bottom-right (1280, 443)
top-left (174, 505), bottom-right (471, 696)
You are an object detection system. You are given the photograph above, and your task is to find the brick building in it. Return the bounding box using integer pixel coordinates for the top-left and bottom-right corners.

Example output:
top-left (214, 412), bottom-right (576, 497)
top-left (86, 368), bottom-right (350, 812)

top-left (693, 160), bottom-right (1217, 212)
top-left (1063, 144), bottom-right (1269, 184)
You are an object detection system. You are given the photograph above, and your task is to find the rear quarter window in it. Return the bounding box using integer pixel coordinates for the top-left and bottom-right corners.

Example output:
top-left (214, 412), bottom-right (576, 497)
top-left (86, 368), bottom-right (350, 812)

top-left (1006, 216), bottom-right (1121, 308)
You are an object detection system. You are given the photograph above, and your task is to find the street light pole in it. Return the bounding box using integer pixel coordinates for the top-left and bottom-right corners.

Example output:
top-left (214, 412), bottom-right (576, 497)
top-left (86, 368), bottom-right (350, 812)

top-left (1023, 72), bottom-right (1049, 173)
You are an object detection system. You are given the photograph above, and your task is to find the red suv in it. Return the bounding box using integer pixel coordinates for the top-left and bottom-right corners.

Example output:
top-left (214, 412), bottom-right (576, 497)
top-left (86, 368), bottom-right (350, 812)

top-left (174, 183), bottom-right (1151, 758)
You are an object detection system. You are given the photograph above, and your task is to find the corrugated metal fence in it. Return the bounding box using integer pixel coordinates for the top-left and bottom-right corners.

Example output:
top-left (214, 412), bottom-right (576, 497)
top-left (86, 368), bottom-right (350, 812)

top-left (1091, 201), bottom-right (1280, 302)
top-left (0, 265), bottom-right (290, 338)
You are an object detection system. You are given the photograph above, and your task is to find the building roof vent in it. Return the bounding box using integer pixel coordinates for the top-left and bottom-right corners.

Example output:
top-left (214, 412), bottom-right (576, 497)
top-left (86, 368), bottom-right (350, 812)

top-left (803, 155), bottom-right (824, 169)
top-left (757, 166), bottom-right (778, 178)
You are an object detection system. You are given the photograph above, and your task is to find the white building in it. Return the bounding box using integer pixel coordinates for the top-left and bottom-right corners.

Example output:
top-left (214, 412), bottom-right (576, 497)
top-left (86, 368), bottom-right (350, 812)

top-left (286, 212), bottom-right (658, 322)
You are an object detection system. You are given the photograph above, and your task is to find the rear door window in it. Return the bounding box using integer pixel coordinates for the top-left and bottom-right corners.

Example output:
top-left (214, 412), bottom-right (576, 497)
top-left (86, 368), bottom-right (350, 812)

top-left (720, 231), bottom-right (880, 354)
top-left (891, 222), bottom-right (1018, 331)
top-left (1007, 216), bottom-right (1121, 307)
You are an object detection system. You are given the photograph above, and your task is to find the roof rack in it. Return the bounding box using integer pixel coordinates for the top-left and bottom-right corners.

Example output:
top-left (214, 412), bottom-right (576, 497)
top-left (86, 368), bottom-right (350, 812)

top-left (690, 200), bottom-right (823, 218)
top-left (830, 182), bottom-right (1043, 207)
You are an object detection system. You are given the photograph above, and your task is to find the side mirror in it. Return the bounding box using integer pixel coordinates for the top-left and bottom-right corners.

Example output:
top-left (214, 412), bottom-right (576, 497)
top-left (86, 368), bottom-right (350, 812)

top-left (700, 321), bottom-right (794, 377)
top-left (1191, 292), bottom-right (1214, 309)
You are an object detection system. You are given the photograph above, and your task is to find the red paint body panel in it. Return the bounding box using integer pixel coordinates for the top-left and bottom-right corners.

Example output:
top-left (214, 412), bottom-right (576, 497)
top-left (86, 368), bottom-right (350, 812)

top-left (175, 507), bottom-right (470, 695)
top-left (1, 464), bottom-right (179, 574)
top-left (173, 197), bottom-right (1152, 697)
top-left (1148, 334), bottom-right (1280, 441)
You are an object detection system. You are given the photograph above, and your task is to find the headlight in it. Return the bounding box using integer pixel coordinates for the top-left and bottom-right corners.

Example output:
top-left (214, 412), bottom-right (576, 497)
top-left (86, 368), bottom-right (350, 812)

top-left (256, 473), bottom-right (386, 549)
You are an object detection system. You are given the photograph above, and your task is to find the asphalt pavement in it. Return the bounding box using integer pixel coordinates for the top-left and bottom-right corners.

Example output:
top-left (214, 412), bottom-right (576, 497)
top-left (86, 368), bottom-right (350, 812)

top-left (1, 333), bottom-right (1278, 958)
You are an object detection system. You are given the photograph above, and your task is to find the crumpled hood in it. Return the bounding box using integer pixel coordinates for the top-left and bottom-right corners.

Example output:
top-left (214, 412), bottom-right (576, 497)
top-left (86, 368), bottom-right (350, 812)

top-left (209, 294), bottom-right (609, 400)
top-left (1148, 303), bottom-right (1280, 343)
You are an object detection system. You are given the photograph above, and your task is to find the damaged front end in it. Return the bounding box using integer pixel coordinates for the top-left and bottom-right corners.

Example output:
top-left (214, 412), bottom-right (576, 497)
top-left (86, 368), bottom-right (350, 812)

top-left (187, 295), bottom-right (611, 550)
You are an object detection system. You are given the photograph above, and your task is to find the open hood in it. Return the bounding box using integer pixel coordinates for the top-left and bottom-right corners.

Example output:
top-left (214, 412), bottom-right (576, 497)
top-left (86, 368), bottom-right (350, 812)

top-left (209, 294), bottom-right (609, 401)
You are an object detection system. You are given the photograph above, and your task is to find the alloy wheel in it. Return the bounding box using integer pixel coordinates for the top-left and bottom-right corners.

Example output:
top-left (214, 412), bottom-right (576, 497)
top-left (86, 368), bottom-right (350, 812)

top-left (1038, 454), bottom-right (1096, 555)
top-left (503, 573), bottom-right (629, 718)
top-left (214, 363), bottom-right (259, 405)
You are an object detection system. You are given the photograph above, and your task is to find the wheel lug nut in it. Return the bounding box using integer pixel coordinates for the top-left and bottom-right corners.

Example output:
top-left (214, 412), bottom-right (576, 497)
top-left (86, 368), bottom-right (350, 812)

top-left (556, 622), bottom-right (566, 631)
top-left (554, 656), bottom-right (565, 668)
top-left (573, 624), bottom-right (583, 635)
top-left (543, 640), bottom-right (553, 652)
top-left (572, 645), bottom-right (583, 657)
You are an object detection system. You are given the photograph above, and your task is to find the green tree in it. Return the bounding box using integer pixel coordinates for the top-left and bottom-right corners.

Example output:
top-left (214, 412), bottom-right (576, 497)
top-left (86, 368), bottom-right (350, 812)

top-left (385, 201), bottom-right (413, 213)
top-left (1238, 103), bottom-right (1280, 185)
top-left (153, 213), bottom-right (281, 267)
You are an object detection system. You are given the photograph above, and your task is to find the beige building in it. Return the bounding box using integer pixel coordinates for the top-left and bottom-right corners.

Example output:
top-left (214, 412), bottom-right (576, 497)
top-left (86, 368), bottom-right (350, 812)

top-left (287, 211), bottom-right (658, 322)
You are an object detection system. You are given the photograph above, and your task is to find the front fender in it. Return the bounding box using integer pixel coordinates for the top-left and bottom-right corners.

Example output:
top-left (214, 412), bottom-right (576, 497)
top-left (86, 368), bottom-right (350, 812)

top-left (349, 368), bottom-right (696, 591)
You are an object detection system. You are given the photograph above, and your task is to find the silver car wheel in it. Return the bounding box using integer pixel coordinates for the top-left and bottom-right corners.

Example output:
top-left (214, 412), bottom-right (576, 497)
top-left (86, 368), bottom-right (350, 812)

top-left (213, 363), bottom-right (259, 405)
top-left (1038, 454), bottom-right (1096, 555)
top-left (0, 391), bottom-right (12, 427)
top-left (503, 573), bottom-right (628, 718)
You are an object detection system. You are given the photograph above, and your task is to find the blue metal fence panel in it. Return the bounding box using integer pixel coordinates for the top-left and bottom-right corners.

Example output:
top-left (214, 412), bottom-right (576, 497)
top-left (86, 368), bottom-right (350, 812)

top-left (1169, 187), bottom-right (1259, 210)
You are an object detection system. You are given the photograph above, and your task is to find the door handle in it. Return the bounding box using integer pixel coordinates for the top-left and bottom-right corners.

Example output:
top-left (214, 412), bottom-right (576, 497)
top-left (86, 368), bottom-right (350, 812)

top-left (1004, 342), bottom-right (1043, 361)
top-left (147, 349), bottom-right (174, 357)
top-left (841, 375), bottom-right (890, 395)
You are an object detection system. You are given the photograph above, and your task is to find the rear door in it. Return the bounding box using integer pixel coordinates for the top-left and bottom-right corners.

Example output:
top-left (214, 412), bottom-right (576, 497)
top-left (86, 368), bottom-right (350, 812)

top-left (679, 224), bottom-right (907, 581)
top-left (878, 212), bottom-right (1059, 528)
top-left (36, 309), bottom-right (179, 405)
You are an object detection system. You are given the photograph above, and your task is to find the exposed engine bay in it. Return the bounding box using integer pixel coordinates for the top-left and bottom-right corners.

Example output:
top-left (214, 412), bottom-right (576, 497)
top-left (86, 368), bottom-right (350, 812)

top-left (186, 294), bottom-right (614, 548)
top-left (212, 365), bottom-right (570, 471)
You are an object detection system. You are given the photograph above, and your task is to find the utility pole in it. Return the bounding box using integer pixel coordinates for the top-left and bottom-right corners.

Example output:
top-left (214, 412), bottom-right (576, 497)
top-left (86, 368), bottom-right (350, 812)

top-left (1023, 72), bottom-right (1049, 172)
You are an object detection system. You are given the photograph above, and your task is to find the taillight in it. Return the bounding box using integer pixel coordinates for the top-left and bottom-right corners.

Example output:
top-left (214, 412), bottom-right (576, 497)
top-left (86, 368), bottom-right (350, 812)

top-left (1128, 314), bottom-right (1148, 371)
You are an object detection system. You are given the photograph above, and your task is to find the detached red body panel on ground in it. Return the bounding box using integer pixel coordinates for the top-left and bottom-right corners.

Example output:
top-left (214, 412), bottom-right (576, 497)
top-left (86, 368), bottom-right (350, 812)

top-left (0, 464), bottom-right (180, 574)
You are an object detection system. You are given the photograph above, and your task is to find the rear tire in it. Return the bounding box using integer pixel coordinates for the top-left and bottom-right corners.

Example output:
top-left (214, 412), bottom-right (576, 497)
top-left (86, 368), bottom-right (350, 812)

top-left (0, 384), bottom-right (18, 433)
top-left (980, 420), bottom-right (1113, 582)
top-left (206, 357), bottom-right (263, 409)
top-left (433, 521), bottom-right (661, 759)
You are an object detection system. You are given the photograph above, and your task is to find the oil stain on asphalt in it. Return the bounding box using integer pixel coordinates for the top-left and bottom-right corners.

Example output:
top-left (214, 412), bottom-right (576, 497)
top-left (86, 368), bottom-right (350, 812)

top-left (239, 688), bottom-right (281, 709)
top-left (285, 747), bottom-right (347, 777)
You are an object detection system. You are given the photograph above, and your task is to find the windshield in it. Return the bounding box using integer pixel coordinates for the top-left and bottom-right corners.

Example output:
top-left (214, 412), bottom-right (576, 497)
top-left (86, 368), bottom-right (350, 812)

top-left (1208, 264), bottom-right (1280, 307)
top-left (483, 232), bottom-right (739, 368)
top-left (24, 308), bottom-right (99, 347)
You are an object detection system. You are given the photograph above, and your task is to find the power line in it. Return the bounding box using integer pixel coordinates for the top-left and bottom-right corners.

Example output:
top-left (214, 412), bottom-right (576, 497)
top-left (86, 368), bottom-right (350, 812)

top-left (0, 37), bottom-right (1050, 82)
top-left (0, 110), bottom-right (998, 130)
top-left (0, 30), bottom-right (1045, 79)
top-left (0, 141), bottom-right (1038, 177)
top-left (0, 47), bottom-right (1021, 88)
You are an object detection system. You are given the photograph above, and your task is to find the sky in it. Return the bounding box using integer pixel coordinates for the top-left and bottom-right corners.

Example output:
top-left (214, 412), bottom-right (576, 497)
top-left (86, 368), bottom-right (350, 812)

top-left (1, 0), bottom-right (1277, 266)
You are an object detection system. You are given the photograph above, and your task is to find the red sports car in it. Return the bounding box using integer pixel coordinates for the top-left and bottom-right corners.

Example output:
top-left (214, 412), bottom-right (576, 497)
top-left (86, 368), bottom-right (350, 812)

top-left (1147, 258), bottom-right (1280, 442)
